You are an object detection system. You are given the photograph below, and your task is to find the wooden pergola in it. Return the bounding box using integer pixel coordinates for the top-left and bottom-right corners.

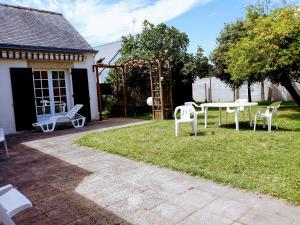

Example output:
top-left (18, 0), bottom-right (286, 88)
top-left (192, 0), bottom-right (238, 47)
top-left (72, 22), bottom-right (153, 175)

top-left (93, 58), bottom-right (173, 119)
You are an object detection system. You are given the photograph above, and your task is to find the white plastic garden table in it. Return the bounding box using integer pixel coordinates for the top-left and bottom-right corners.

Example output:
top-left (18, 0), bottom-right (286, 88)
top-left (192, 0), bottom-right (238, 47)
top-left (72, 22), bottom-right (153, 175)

top-left (201, 102), bottom-right (258, 131)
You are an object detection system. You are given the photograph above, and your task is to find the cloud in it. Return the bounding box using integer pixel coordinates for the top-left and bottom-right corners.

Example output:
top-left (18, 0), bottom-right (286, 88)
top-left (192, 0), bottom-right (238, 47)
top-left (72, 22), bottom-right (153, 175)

top-left (3, 0), bottom-right (211, 45)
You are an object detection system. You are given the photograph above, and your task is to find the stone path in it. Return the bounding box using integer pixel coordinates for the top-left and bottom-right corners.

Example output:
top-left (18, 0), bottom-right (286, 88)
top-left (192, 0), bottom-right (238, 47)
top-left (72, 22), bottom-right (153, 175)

top-left (1, 118), bottom-right (300, 225)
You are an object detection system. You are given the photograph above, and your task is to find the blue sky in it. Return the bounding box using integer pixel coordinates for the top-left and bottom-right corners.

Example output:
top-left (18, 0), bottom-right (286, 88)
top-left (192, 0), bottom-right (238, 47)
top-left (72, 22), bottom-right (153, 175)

top-left (166, 0), bottom-right (249, 54)
top-left (2, 0), bottom-right (300, 55)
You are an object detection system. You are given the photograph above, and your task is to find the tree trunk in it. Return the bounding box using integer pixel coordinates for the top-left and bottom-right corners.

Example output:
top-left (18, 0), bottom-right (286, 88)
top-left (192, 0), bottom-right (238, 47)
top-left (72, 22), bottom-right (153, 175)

top-left (280, 77), bottom-right (300, 106)
top-left (261, 81), bottom-right (265, 101)
top-left (233, 85), bottom-right (236, 101)
top-left (247, 81), bottom-right (252, 102)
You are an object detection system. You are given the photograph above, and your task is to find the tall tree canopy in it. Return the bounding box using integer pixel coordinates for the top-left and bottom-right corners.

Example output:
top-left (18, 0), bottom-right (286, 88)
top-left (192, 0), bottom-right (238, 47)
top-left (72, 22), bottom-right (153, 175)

top-left (106, 21), bottom-right (210, 110)
top-left (120, 21), bottom-right (189, 62)
top-left (213, 0), bottom-right (300, 105)
top-left (119, 20), bottom-right (210, 83)
top-left (227, 5), bottom-right (300, 105)
top-left (211, 20), bottom-right (246, 88)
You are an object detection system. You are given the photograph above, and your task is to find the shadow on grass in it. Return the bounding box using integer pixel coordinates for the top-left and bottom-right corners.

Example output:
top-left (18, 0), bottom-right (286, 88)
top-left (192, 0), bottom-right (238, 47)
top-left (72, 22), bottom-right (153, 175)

top-left (190, 131), bottom-right (207, 136)
top-left (278, 112), bottom-right (300, 120)
top-left (219, 122), bottom-right (300, 132)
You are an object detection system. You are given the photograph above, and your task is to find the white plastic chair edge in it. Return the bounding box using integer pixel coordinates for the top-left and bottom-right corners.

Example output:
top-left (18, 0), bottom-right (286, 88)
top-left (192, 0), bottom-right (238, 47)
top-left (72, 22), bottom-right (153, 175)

top-left (0, 128), bottom-right (9, 158)
top-left (184, 102), bottom-right (205, 113)
top-left (174, 106), bottom-right (197, 136)
top-left (0, 185), bottom-right (32, 225)
top-left (253, 101), bottom-right (281, 132)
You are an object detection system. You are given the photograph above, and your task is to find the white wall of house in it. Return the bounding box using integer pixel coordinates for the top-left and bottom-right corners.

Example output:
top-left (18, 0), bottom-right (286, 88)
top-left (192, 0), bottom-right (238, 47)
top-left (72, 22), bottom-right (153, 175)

top-left (0, 54), bottom-right (98, 134)
top-left (193, 77), bottom-right (298, 102)
top-left (0, 60), bottom-right (27, 134)
top-left (94, 41), bottom-right (122, 82)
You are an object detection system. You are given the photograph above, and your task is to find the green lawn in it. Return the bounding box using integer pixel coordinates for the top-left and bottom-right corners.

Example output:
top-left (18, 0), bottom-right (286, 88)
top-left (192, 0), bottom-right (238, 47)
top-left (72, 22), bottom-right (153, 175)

top-left (76, 104), bottom-right (300, 204)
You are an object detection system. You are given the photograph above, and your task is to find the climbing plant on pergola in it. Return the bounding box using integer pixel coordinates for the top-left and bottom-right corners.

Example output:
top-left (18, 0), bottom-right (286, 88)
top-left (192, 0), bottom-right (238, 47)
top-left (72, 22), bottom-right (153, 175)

top-left (93, 58), bottom-right (173, 119)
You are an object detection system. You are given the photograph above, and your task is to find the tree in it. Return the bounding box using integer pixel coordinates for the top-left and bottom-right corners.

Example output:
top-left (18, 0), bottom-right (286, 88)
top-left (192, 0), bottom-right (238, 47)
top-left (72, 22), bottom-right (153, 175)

top-left (182, 47), bottom-right (211, 80)
top-left (120, 20), bottom-right (189, 63)
top-left (226, 5), bottom-right (300, 105)
top-left (211, 20), bottom-right (250, 100)
top-left (109, 20), bottom-right (210, 106)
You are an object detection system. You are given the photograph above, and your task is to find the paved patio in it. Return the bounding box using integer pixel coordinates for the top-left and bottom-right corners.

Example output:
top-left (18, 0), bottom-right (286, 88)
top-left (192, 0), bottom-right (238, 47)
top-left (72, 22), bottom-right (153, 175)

top-left (1, 118), bottom-right (300, 225)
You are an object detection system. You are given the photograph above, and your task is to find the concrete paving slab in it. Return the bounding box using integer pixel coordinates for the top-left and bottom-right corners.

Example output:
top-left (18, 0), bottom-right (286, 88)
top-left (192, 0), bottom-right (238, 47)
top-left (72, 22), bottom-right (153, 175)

top-left (201, 197), bottom-right (250, 221)
top-left (238, 209), bottom-right (294, 225)
top-left (176, 209), bottom-right (234, 225)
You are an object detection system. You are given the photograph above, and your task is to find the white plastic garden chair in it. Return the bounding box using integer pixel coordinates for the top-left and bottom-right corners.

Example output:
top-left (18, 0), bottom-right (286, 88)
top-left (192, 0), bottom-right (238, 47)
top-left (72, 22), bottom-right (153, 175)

top-left (32, 104), bottom-right (86, 133)
top-left (0, 184), bottom-right (32, 225)
top-left (184, 102), bottom-right (206, 122)
top-left (174, 105), bottom-right (197, 136)
top-left (254, 101), bottom-right (281, 132)
top-left (226, 99), bottom-right (248, 123)
top-left (0, 128), bottom-right (9, 158)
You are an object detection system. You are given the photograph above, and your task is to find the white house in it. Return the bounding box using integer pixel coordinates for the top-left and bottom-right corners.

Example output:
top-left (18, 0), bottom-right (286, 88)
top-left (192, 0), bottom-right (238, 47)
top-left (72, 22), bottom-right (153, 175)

top-left (94, 41), bottom-right (122, 82)
top-left (0, 3), bottom-right (99, 134)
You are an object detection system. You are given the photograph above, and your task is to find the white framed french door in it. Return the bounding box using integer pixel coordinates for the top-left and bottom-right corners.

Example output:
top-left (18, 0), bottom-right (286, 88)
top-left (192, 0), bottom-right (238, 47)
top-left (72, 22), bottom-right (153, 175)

top-left (32, 69), bottom-right (70, 118)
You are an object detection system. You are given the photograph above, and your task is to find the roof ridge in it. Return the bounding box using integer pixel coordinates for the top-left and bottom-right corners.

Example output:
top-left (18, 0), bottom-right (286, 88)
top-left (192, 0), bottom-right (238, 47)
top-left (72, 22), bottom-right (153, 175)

top-left (94, 40), bottom-right (122, 48)
top-left (0, 3), bottom-right (62, 16)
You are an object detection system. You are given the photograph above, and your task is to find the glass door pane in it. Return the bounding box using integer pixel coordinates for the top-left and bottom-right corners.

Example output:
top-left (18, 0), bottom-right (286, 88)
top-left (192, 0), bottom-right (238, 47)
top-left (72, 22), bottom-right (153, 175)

top-left (52, 71), bottom-right (67, 113)
top-left (33, 71), bottom-right (51, 116)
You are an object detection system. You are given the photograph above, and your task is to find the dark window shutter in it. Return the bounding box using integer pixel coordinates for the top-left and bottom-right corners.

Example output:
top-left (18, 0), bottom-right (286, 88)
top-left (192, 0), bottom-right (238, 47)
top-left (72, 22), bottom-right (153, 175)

top-left (10, 68), bottom-right (36, 131)
top-left (71, 68), bottom-right (91, 121)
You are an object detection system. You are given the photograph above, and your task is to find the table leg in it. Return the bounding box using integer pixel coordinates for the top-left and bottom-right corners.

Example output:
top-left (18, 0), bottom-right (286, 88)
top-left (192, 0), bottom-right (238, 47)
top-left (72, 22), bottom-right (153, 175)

top-left (249, 106), bottom-right (253, 127)
top-left (219, 107), bottom-right (222, 126)
top-left (235, 110), bottom-right (239, 131)
top-left (204, 107), bottom-right (208, 128)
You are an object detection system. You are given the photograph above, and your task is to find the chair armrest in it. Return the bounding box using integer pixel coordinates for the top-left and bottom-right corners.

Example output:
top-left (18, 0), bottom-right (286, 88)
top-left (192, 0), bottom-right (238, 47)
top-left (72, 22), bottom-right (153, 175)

top-left (174, 108), bottom-right (179, 120)
top-left (0, 184), bottom-right (13, 195)
top-left (193, 104), bottom-right (205, 113)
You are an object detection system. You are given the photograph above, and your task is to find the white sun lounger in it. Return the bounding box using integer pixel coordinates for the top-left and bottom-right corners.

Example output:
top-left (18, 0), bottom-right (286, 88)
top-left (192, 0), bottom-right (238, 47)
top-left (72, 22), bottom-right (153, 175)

top-left (0, 184), bottom-right (32, 225)
top-left (32, 104), bottom-right (86, 133)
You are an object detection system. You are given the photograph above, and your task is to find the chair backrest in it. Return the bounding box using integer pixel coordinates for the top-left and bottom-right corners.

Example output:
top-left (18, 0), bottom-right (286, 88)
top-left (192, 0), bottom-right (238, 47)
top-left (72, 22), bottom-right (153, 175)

top-left (267, 101), bottom-right (281, 114)
top-left (184, 102), bottom-right (195, 107)
top-left (174, 106), bottom-right (195, 121)
top-left (235, 99), bottom-right (248, 111)
top-left (184, 102), bottom-right (197, 112)
top-left (65, 104), bottom-right (83, 119)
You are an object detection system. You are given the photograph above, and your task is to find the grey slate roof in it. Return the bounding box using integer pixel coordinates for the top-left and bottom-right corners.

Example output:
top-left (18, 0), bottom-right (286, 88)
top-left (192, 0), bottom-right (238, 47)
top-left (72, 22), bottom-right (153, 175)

top-left (0, 3), bottom-right (97, 53)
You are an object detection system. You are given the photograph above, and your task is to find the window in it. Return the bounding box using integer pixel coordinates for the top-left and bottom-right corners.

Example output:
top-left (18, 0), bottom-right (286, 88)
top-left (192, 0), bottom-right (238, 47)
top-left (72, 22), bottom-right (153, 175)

top-left (33, 71), bottom-right (50, 115)
top-left (33, 70), bottom-right (68, 116)
top-left (52, 71), bottom-right (67, 113)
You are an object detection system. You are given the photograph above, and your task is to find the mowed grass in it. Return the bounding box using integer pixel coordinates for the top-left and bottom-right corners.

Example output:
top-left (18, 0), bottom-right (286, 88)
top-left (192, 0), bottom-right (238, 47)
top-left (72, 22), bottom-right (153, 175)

top-left (76, 105), bottom-right (300, 204)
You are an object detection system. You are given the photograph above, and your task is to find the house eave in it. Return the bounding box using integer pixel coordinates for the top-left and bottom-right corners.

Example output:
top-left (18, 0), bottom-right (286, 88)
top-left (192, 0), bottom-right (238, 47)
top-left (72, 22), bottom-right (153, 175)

top-left (0, 43), bottom-right (98, 54)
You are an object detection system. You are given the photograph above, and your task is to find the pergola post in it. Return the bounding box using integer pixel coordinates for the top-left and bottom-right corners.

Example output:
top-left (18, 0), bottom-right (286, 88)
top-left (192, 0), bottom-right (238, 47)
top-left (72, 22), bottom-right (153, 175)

top-left (149, 63), bottom-right (155, 119)
top-left (122, 66), bottom-right (127, 117)
top-left (95, 65), bottom-right (103, 120)
top-left (168, 60), bottom-right (173, 113)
